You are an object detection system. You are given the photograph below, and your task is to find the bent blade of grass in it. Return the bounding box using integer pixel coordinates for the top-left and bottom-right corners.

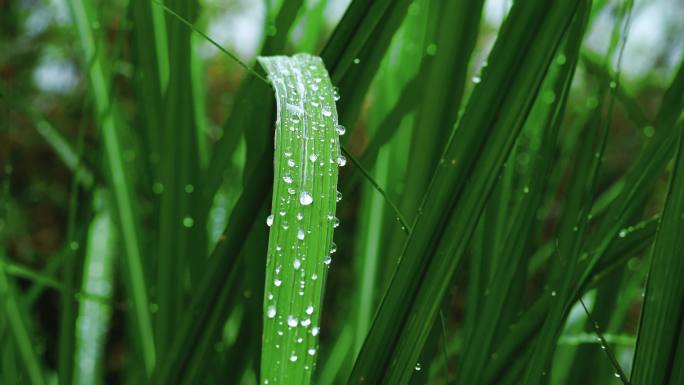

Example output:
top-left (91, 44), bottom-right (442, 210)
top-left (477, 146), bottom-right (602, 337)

top-left (258, 53), bottom-right (341, 385)
top-left (630, 115), bottom-right (684, 385)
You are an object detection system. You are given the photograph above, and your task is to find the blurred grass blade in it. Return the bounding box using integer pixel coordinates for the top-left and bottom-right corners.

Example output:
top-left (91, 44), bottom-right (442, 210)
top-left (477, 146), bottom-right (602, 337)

top-left (258, 53), bottom-right (341, 385)
top-left (349, 1), bottom-right (583, 384)
top-left (0, 252), bottom-right (47, 385)
top-left (65, 0), bottom-right (155, 374)
top-left (74, 189), bottom-right (116, 385)
top-left (630, 115), bottom-right (684, 385)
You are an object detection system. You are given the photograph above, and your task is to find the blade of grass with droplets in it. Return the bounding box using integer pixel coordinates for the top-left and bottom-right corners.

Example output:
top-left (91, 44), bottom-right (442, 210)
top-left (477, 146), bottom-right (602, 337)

top-left (630, 116), bottom-right (684, 385)
top-left (65, 0), bottom-right (155, 374)
top-left (454, 7), bottom-right (588, 381)
top-left (73, 189), bottom-right (116, 385)
top-left (258, 53), bottom-right (341, 385)
top-left (348, 1), bottom-right (582, 384)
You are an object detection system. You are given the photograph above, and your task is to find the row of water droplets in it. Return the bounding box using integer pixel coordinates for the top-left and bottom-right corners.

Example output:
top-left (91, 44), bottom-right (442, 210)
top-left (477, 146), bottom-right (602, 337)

top-left (259, 54), bottom-right (344, 384)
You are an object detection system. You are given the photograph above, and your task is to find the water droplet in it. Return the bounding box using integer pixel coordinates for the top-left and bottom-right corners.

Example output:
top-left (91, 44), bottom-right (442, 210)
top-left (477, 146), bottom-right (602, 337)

top-left (266, 214), bottom-right (274, 227)
top-left (300, 191), bottom-right (314, 206)
top-left (311, 83), bottom-right (319, 91)
top-left (336, 125), bottom-right (346, 136)
top-left (551, 291), bottom-right (557, 297)
top-left (184, 184), bottom-right (194, 193)
top-left (472, 75), bottom-right (481, 84)
top-left (333, 87), bottom-right (340, 101)
top-left (336, 191), bottom-right (342, 202)
top-left (333, 217), bottom-right (340, 228)
top-left (330, 242), bottom-right (337, 253)
top-left (287, 159), bottom-right (296, 167)
top-left (309, 154), bottom-right (318, 162)
top-left (337, 155), bottom-right (347, 167)
top-left (523, 186), bottom-right (530, 194)
top-left (290, 353), bottom-right (298, 362)
top-left (353, 58), bottom-right (360, 64)
top-left (282, 175), bottom-right (293, 184)
top-left (301, 318), bottom-right (311, 327)
top-left (322, 106), bottom-right (332, 117)
top-left (323, 255), bottom-right (332, 265)
top-left (609, 81), bottom-right (617, 89)
top-left (297, 228), bottom-right (305, 240)
top-left (287, 316), bottom-right (298, 327)
top-left (618, 229), bottom-right (627, 238)
top-left (614, 372), bottom-right (620, 378)
top-left (415, 363), bottom-right (422, 371)
top-left (182, 216), bottom-right (194, 228)
top-left (267, 306), bottom-right (277, 318)
top-left (152, 182), bottom-right (164, 194)
top-left (296, 212), bottom-right (304, 221)
top-left (311, 327), bottom-right (320, 336)
top-left (308, 348), bottom-right (316, 356)
top-left (274, 279), bottom-right (282, 287)
top-left (293, 259), bottom-right (302, 270)
top-left (305, 305), bottom-right (314, 315)
top-left (311, 273), bottom-right (318, 280)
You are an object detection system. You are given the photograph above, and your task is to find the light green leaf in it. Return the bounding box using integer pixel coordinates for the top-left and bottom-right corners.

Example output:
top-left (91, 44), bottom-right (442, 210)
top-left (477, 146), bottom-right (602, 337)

top-left (258, 54), bottom-right (342, 385)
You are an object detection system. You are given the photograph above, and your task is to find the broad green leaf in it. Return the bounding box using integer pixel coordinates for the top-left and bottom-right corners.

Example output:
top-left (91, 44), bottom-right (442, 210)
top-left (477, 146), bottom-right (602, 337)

top-left (258, 53), bottom-right (342, 385)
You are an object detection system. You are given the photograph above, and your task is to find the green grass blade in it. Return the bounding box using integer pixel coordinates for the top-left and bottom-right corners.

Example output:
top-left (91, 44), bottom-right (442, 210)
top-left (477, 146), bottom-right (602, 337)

top-left (348, 1), bottom-right (583, 383)
top-left (630, 116), bottom-right (684, 385)
top-left (0, 253), bottom-right (47, 385)
top-left (73, 189), bottom-right (116, 385)
top-left (258, 53), bottom-right (341, 385)
top-left (64, 0), bottom-right (155, 374)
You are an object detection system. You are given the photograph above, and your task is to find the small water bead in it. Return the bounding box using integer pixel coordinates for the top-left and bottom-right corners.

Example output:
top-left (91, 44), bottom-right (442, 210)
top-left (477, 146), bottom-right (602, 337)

top-left (266, 214), bottom-right (274, 227)
top-left (323, 255), bottom-right (332, 265)
top-left (274, 279), bottom-right (282, 287)
top-left (333, 217), bottom-right (340, 228)
top-left (301, 318), bottom-right (311, 327)
top-left (311, 273), bottom-right (318, 280)
top-left (268, 293), bottom-right (274, 300)
top-left (290, 353), bottom-right (298, 362)
top-left (333, 87), bottom-right (340, 101)
top-left (182, 216), bottom-right (194, 228)
top-left (293, 259), bottom-right (302, 270)
top-left (336, 190), bottom-right (343, 202)
top-left (618, 229), bottom-right (627, 238)
top-left (472, 75), bottom-right (481, 84)
top-left (308, 348), bottom-right (316, 356)
top-left (288, 187), bottom-right (296, 195)
top-left (415, 363), bottom-right (422, 371)
top-left (305, 305), bottom-right (314, 315)
top-left (353, 58), bottom-right (360, 64)
top-left (330, 242), bottom-right (337, 253)
top-left (279, 210), bottom-right (286, 216)
top-left (311, 83), bottom-right (319, 91)
top-left (336, 124), bottom-right (346, 135)
top-left (287, 159), bottom-right (296, 167)
top-left (184, 184), bottom-right (194, 194)
top-left (300, 191), bottom-right (314, 206)
top-left (287, 316), bottom-right (298, 327)
top-left (322, 106), bottom-right (332, 117)
top-left (297, 228), bottom-right (306, 240)
top-left (309, 154), bottom-right (318, 162)
top-left (311, 327), bottom-right (320, 336)
top-left (282, 175), bottom-right (293, 184)
top-left (337, 155), bottom-right (347, 167)
top-left (297, 337), bottom-right (304, 343)
top-left (296, 212), bottom-right (304, 221)
top-left (523, 186), bottom-right (530, 194)
top-left (267, 306), bottom-right (277, 318)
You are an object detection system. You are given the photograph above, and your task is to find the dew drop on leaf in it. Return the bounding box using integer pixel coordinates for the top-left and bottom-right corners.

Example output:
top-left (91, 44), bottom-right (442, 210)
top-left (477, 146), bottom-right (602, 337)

top-left (300, 191), bottom-right (314, 206)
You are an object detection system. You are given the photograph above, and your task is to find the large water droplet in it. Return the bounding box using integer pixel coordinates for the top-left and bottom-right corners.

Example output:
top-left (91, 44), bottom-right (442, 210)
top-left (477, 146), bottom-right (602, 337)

top-left (297, 228), bottom-right (305, 240)
top-left (308, 348), bottom-right (316, 356)
top-left (289, 353), bottom-right (298, 362)
top-left (336, 125), bottom-right (346, 135)
top-left (293, 258), bottom-right (302, 270)
top-left (337, 155), bottom-right (347, 167)
top-left (322, 106), bottom-right (332, 117)
top-left (311, 327), bottom-right (320, 336)
top-left (282, 175), bottom-right (293, 184)
top-left (287, 315), bottom-right (298, 327)
top-left (274, 279), bottom-right (282, 287)
top-left (267, 306), bottom-right (277, 318)
top-left (300, 191), bottom-right (314, 206)
top-left (472, 75), bottom-right (481, 84)
top-left (415, 363), bottom-right (422, 371)
top-left (266, 214), bottom-right (274, 227)
top-left (305, 305), bottom-right (314, 315)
